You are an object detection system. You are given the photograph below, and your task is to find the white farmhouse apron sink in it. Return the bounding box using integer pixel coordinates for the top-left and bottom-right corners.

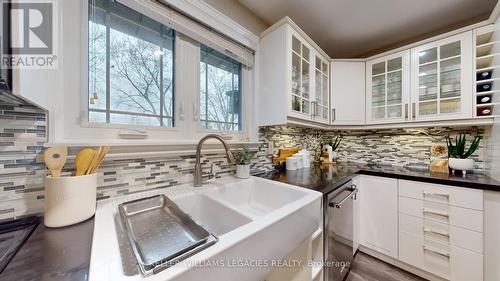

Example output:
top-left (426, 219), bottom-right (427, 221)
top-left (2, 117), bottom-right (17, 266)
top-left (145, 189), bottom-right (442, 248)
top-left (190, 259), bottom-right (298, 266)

top-left (89, 176), bottom-right (322, 281)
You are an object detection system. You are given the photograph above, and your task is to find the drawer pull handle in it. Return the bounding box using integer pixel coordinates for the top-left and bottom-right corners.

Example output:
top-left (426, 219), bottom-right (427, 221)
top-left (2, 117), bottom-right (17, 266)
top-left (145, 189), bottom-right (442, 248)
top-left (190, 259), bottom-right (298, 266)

top-left (422, 209), bottom-right (450, 218)
top-left (423, 192), bottom-right (450, 198)
top-left (423, 245), bottom-right (450, 259)
top-left (423, 228), bottom-right (450, 238)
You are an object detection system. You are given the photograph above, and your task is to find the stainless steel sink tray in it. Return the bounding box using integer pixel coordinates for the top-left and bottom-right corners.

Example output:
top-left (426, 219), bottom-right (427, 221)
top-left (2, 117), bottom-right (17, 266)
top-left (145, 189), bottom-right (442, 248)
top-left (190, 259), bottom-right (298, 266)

top-left (118, 194), bottom-right (217, 275)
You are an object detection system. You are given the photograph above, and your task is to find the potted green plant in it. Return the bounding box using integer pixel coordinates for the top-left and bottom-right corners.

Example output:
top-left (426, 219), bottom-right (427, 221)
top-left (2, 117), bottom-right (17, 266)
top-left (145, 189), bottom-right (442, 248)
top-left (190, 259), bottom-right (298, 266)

top-left (329, 136), bottom-right (342, 161)
top-left (447, 132), bottom-right (481, 175)
top-left (234, 146), bottom-right (252, 179)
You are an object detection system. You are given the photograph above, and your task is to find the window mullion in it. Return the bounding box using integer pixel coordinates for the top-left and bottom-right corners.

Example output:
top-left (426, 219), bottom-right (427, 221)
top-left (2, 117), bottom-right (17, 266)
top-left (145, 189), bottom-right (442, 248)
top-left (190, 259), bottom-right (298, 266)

top-left (105, 12), bottom-right (111, 123)
top-left (205, 61), bottom-right (208, 129)
top-left (159, 33), bottom-right (164, 127)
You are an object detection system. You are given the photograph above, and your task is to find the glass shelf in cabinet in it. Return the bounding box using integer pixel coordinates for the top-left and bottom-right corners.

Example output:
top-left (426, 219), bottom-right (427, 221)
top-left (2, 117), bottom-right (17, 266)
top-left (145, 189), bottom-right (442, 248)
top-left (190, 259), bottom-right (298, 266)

top-left (302, 45), bottom-right (310, 61)
top-left (387, 58), bottom-right (402, 72)
top-left (372, 62), bottom-right (385, 76)
top-left (419, 93), bottom-right (438, 101)
top-left (292, 36), bottom-right (301, 54)
top-left (419, 47), bottom-right (438, 64)
top-left (302, 100), bottom-right (310, 114)
top-left (372, 107), bottom-right (386, 119)
top-left (419, 101), bottom-right (438, 115)
top-left (387, 99), bottom-right (403, 105)
top-left (387, 105), bottom-right (403, 118)
top-left (440, 98), bottom-right (461, 114)
top-left (292, 95), bottom-right (301, 111)
top-left (441, 41), bottom-right (461, 59)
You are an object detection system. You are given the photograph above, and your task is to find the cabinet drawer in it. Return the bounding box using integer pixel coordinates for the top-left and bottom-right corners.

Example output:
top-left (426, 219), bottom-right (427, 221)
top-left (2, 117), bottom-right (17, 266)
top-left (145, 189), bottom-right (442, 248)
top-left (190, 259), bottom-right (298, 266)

top-left (400, 231), bottom-right (451, 279)
top-left (399, 213), bottom-right (483, 254)
top-left (399, 197), bottom-right (483, 232)
top-left (399, 180), bottom-right (483, 211)
top-left (400, 231), bottom-right (483, 281)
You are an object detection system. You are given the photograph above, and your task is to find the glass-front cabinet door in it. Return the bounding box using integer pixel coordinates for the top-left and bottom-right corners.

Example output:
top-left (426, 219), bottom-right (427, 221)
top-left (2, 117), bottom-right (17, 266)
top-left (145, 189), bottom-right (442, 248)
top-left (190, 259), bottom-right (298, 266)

top-left (290, 33), bottom-right (312, 117)
top-left (366, 50), bottom-right (410, 124)
top-left (411, 32), bottom-right (473, 121)
top-left (313, 54), bottom-right (330, 124)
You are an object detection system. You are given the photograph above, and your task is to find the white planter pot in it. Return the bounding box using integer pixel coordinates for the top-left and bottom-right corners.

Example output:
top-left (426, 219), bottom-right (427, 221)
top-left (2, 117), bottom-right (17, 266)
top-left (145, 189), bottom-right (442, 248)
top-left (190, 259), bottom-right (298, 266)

top-left (236, 165), bottom-right (250, 179)
top-left (449, 158), bottom-right (474, 176)
top-left (332, 151), bottom-right (338, 162)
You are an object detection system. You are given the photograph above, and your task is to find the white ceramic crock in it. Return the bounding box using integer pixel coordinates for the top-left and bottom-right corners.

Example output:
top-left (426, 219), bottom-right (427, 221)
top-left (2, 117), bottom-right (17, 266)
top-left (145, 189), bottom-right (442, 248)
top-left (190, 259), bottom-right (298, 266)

top-left (235, 165), bottom-right (250, 179)
top-left (44, 173), bottom-right (97, 227)
top-left (286, 157), bottom-right (298, 171)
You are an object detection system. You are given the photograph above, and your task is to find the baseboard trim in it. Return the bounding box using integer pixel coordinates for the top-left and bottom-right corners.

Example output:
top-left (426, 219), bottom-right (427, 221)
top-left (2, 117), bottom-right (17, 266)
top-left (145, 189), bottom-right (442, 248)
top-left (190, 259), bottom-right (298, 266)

top-left (358, 245), bottom-right (448, 281)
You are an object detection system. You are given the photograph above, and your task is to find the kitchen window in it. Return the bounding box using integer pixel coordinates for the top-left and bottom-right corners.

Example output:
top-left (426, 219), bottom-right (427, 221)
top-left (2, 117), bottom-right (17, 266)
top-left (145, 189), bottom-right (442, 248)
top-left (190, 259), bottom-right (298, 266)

top-left (200, 45), bottom-right (242, 131)
top-left (88, 0), bottom-right (175, 127)
top-left (81, 0), bottom-right (256, 142)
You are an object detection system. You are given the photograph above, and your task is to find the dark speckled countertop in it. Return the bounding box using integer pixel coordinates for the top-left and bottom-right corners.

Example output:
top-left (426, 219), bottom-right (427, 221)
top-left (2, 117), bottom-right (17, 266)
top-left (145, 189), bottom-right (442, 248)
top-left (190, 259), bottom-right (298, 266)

top-left (1, 217), bottom-right (94, 281)
top-left (257, 162), bottom-right (500, 194)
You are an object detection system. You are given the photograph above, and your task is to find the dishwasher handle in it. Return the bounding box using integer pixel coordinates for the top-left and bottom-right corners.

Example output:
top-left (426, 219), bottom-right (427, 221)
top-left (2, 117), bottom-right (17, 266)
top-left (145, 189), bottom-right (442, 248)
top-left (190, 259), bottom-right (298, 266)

top-left (329, 186), bottom-right (357, 209)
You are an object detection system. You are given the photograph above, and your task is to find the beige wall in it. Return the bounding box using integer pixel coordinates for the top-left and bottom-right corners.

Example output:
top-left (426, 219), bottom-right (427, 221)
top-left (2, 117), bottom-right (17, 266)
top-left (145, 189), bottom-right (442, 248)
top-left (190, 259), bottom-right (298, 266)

top-left (204, 0), bottom-right (269, 35)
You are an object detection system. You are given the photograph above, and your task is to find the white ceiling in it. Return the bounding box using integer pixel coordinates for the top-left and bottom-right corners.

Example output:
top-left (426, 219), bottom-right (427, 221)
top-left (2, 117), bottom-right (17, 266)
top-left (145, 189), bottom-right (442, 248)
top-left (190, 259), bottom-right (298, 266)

top-left (239, 0), bottom-right (498, 58)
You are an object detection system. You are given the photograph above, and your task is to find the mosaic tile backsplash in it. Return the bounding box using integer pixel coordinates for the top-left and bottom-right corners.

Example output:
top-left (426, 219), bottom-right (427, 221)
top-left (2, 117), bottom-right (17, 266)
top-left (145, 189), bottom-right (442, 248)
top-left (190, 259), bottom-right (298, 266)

top-left (0, 102), bottom-right (274, 219)
top-left (0, 103), bottom-right (47, 220)
top-left (260, 125), bottom-right (489, 172)
top-left (0, 101), bottom-right (491, 220)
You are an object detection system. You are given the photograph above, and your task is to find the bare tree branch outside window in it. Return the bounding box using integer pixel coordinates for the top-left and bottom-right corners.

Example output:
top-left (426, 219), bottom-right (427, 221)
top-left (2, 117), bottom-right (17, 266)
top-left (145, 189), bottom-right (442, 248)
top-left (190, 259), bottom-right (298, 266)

top-left (88, 1), bottom-right (174, 127)
top-left (200, 46), bottom-right (242, 131)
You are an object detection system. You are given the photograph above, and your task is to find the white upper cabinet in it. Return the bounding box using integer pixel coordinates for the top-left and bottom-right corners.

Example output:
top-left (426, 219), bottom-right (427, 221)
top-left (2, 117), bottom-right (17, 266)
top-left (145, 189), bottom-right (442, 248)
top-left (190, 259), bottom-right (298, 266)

top-left (366, 50), bottom-right (410, 124)
top-left (331, 61), bottom-right (366, 125)
top-left (290, 29), bottom-right (314, 119)
top-left (258, 18), bottom-right (330, 127)
top-left (313, 53), bottom-right (330, 124)
top-left (410, 32), bottom-right (473, 121)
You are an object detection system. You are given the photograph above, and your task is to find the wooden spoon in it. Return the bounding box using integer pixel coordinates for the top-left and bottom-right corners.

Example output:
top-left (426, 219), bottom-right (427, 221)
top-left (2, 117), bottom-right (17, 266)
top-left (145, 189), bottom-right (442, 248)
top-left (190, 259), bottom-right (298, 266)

top-left (90, 146), bottom-right (110, 174)
top-left (44, 146), bottom-right (68, 177)
top-left (75, 148), bottom-right (96, 176)
top-left (86, 147), bottom-right (102, 175)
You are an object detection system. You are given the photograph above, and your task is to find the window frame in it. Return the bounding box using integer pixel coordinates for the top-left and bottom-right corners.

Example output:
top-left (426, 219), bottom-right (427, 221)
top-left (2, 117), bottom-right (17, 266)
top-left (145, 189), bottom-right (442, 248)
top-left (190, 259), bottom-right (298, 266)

top-left (199, 45), bottom-right (243, 132)
top-left (79, 0), bottom-right (255, 142)
top-left (87, 0), bottom-right (177, 129)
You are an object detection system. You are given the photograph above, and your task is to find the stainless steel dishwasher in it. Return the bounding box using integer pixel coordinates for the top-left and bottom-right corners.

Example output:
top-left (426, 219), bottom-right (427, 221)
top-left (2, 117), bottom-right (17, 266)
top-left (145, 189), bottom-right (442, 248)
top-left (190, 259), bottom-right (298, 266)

top-left (324, 180), bottom-right (358, 281)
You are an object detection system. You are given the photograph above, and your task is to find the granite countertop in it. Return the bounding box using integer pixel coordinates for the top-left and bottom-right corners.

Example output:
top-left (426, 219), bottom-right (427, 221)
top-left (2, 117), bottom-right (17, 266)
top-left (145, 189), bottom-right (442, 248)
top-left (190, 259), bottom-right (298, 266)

top-left (257, 162), bottom-right (500, 194)
top-left (1, 217), bottom-right (94, 281)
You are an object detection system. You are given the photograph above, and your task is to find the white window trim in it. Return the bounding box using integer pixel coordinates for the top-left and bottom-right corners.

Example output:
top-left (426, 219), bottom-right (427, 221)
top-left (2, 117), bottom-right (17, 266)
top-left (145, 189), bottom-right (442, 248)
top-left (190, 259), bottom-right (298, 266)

top-left (71, 0), bottom-right (257, 145)
top-left (150, 0), bottom-right (259, 51)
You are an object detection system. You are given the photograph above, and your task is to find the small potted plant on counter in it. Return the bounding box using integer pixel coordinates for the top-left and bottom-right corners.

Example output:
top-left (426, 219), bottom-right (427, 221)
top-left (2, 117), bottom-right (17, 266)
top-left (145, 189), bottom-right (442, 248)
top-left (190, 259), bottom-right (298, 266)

top-left (447, 131), bottom-right (482, 176)
top-left (234, 145), bottom-right (252, 179)
top-left (330, 136), bottom-right (342, 162)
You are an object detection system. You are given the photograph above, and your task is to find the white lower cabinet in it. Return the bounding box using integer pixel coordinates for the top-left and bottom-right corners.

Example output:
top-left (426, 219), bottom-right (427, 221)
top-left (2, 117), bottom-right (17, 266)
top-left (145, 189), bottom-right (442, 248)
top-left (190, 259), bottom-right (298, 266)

top-left (357, 176), bottom-right (485, 281)
top-left (399, 231), bottom-right (483, 281)
top-left (399, 179), bottom-right (484, 281)
top-left (358, 176), bottom-right (399, 259)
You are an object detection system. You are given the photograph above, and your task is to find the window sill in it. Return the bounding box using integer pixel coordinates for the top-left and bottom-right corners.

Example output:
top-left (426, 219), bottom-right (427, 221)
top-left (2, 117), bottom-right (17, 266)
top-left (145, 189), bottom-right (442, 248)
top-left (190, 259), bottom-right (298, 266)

top-left (44, 139), bottom-right (262, 148)
top-left (44, 140), bottom-right (264, 159)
